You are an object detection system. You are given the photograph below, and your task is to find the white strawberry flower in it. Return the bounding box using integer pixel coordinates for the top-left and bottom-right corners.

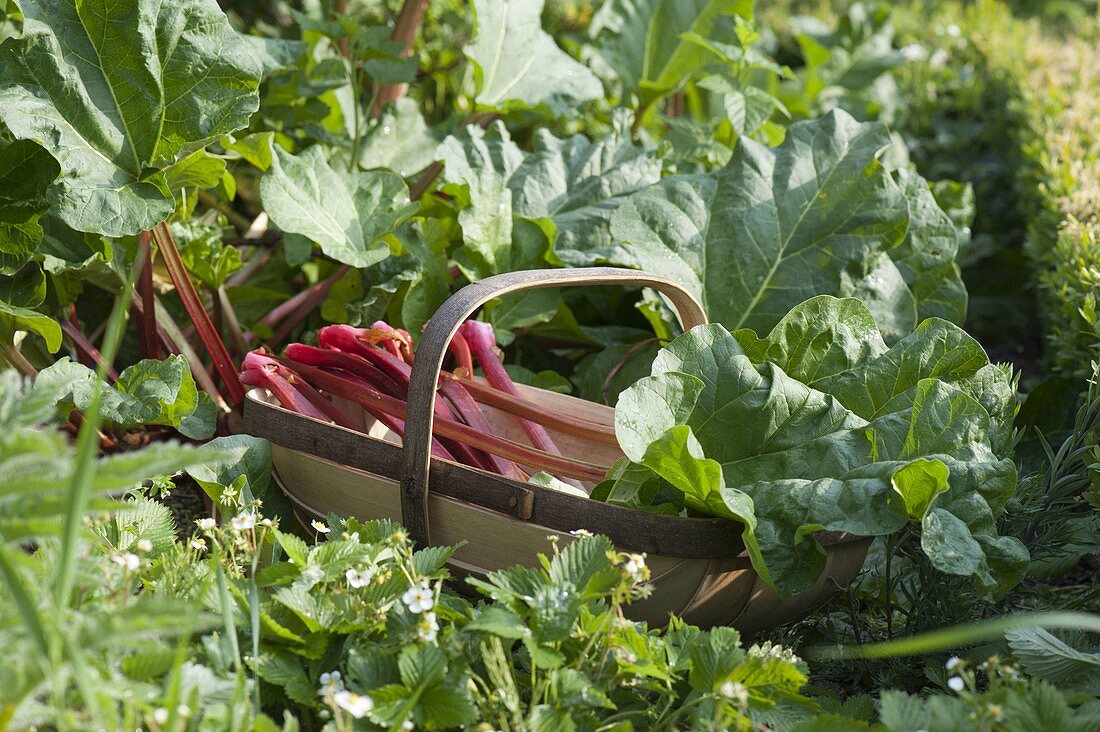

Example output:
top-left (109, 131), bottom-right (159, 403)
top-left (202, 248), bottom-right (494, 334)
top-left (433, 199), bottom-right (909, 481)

top-left (345, 567), bottom-right (373, 589)
top-left (197, 517), bottom-right (216, 531)
top-left (332, 690), bottom-right (373, 718)
top-left (719, 680), bottom-right (750, 707)
top-left (402, 580), bottom-right (435, 614)
top-left (190, 537), bottom-right (207, 551)
top-left (112, 552), bottom-right (141, 571)
top-left (311, 519), bottom-right (331, 534)
top-left (230, 511), bottom-right (257, 532)
top-left (947, 676), bottom-right (965, 692)
top-left (417, 611), bottom-right (439, 642)
top-left (318, 670), bottom-right (345, 696)
top-left (136, 539), bottom-right (153, 553)
top-left (622, 553), bottom-right (648, 583)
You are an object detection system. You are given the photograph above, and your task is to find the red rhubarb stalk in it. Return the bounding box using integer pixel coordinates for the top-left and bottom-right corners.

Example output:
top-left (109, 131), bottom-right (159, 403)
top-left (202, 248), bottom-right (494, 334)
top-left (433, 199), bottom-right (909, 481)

top-left (447, 331), bottom-right (474, 376)
top-left (281, 358), bottom-right (607, 482)
top-left (317, 325), bottom-right (498, 470)
top-left (362, 321), bottom-right (407, 361)
top-left (318, 325), bottom-right (415, 386)
top-left (438, 380), bottom-right (525, 480)
top-left (153, 222), bottom-right (245, 405)
top-left (441, 372), bottom-right (618, 446)
top-left (461, 320), bottom-right (586, 488)
top-left (277, 356), bottom-right (458, 462)
top-left (284, 343), bottom-right (406, 400)
top-left (134, 231), bottom-right (159, 360)
top-left (241, 354), bottom-right (329, 422)
top-left (61, 319), bottom-right (119, 382)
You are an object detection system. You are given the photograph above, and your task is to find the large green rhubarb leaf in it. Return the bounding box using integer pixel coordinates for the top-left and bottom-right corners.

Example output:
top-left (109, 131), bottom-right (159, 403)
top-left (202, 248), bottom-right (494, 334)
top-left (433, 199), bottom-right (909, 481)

top-left (607, 297), bottom-right (1025, 596)
top-left (438, 114), bottom-right (660, 280)
top-left (559, 109), bottom-right (966, 341)
top-left (36, 356), bottom-right (215, 439)
top-left (466, 0), bottom-right (603, 113)
top-left (0, 132), bottom-right (59, 274)
top-left (0, 0), bottom-right (263, 237)
top-left (260, 145), bottom-right (417, 269)
top-left (589, 0), bottom-right (753, 105)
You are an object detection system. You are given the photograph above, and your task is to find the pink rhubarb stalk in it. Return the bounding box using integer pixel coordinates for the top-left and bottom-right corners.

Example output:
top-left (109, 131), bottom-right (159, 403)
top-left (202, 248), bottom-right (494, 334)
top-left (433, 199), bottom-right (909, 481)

top-left (280, 358), bottom-right (607, 482)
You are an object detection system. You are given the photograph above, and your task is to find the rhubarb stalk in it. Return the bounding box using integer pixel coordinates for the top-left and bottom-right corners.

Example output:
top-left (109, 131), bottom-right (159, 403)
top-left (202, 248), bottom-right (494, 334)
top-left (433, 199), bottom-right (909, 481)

top-left (280, 358), bottom-right (607, 482)
top-left (153, 222), bottom-right (245, 405)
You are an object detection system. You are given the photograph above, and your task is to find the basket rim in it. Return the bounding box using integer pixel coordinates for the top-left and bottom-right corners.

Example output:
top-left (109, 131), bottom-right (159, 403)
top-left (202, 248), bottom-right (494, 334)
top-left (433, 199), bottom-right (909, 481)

top-left (243, 389), bottom-right (864, 560)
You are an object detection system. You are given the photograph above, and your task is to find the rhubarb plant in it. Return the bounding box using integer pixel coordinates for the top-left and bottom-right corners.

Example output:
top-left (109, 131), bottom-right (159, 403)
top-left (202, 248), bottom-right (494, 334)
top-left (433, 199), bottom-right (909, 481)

top-left (603, 296), bottom-right (1026, 596)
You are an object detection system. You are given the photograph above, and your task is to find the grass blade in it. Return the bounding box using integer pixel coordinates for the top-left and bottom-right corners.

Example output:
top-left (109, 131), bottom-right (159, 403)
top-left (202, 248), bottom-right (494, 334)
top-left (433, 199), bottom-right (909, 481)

top-left (810, 612), bottom-right (1100, 660)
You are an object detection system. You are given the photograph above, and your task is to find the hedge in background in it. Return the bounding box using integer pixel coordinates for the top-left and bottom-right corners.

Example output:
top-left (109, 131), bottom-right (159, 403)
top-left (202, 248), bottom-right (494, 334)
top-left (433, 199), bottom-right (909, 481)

top-left (1015, 29), bottom-right (1100, 378)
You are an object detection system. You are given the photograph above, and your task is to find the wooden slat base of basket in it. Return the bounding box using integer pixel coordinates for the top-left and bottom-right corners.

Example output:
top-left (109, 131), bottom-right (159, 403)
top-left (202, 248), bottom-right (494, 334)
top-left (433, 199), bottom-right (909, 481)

top-left (243, 386), bottom-right (870, 633)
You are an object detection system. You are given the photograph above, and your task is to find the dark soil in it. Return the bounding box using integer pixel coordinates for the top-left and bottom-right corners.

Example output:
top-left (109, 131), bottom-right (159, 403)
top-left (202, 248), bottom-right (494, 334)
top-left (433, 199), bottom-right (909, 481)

top-left (161, 476), bottom-right (208, 541)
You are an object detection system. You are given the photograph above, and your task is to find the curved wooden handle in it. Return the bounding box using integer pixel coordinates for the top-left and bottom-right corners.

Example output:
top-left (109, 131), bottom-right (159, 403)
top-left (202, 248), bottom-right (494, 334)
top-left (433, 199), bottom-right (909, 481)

top-left (400, 267), bottom-right (708, 546)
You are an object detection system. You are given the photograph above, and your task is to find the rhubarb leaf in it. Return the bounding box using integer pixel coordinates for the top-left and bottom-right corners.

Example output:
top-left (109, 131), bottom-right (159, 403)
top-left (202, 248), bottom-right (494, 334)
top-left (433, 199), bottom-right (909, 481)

top-left (559, 110), bottom-right (966, 340)
top-left (609, 299), bottom-right (1025, 596)
top-left (466, 0), bottom-right (603, 113)
top-left (0, 136), bottom-right (58, 225)
top-left (731, 295), bottom-right (1016, 453)
top-left (0, 301), bottom-right (61, 352)
top-left (438, 115), bottom-right (660, 281)
top-left (36, 356), bottom-right (215, 439)
top-left (0, 0), bottom-right (263, 237)
top-left (261, 145), bottom-right (417, 268)
top-left (359, 99), bottom-right (440, 177)
top-left (589, 0), bottom-right (753, 104)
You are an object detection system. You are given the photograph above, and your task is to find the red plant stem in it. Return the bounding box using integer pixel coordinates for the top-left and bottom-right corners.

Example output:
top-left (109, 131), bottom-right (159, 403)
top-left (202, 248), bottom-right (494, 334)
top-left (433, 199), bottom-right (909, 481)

top-left (282, 351), bottom-right (491, 470)
top-left (275, 357), bottom-right (454, 460)
top-left (442, 373), bottom-right (618, 446)
top-left (461, 321), bottom-right (563, 456)
top-left (61, 319), bottom-right (119, 382)
top-left (285, 374), bottom-right (360, 431)
top-left (134, 231), bottom-right (158, 360)
top-left (367, 321), bottom-right (410, 362)
top-left (284, 344), bottom-right (405, 399)
top-left (132, 295), bottom-right (228, 412)
top-left (281, 359), bottom-right (608, 482)
top-left (438, 379), bottom-right (524, 479)
top-left (153, 222), bottom-right (245, 405)
top-left (461, 320), bottom-right (586, 488)
top-left (318, 325), bottom-right (416, 387)
top-left (262, 265), bottom-right (351, 348)
top-left (409, 161), bottom-right (443, 200)
top-left (360, 325), bottom-right (403, 360)
top-left (372, 0), bottom-right (430, 117)
top-left (241, 368), bottom-right (329, 422)
top-left (447, 331), bottom-right (474, 375)
top-left (256, 267), bottom-right (348, 331)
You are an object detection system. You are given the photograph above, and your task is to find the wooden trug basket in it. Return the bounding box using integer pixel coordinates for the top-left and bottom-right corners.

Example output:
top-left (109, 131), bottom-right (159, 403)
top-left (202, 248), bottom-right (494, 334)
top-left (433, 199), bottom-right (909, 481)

top-left (242, 268), bottom-right (870, 631)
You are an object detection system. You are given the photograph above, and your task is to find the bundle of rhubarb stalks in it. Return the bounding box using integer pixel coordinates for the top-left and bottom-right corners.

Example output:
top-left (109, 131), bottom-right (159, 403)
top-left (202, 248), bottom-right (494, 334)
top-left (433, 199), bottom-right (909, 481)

top-left (239, 322), bottom-right (617, 486)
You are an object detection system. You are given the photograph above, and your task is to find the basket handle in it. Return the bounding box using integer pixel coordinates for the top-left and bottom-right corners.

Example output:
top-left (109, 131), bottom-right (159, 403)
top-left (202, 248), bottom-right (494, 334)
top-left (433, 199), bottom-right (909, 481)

top-left (400, 267), bottom-right (708, 546)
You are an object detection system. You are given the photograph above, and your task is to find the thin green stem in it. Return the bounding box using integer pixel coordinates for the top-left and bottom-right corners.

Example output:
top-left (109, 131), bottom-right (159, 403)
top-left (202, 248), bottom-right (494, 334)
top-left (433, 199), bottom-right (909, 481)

top-left (55, 277), bottom-right (135, 607)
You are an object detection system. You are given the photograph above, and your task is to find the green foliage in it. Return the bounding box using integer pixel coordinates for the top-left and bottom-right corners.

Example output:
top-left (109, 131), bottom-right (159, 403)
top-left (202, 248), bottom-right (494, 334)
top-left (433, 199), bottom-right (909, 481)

top-left (605, 296), bottom-right (1023, 595)
top-left (36, 356), bottom-right (216, 439)
top-left (560, 109), bottom-right (966, 340)
top-left (0, 0), bottom-right (263, 236)
top-left (467, 0), bottom-right (603, 113)
top-left (260, 145), bottom-right (417, 268)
